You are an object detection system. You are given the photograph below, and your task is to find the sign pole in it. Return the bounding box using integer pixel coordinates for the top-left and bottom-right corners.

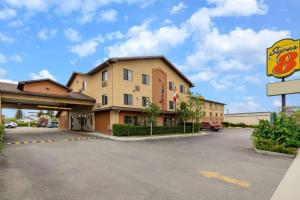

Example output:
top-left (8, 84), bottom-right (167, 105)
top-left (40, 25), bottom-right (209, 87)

top-left (281, 78), bottom-right (286, 114)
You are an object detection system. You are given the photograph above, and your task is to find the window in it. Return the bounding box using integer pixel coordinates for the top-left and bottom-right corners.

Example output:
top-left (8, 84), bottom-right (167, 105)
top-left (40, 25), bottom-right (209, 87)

top-left (123, 69), bottom-right (133, 81)
top-left (82, 81), bottom-right (87, 91)
top-left (169, 81), bottom-right (174, 91)
top-left (215, 113), bottom-right (218, 117)
top-left (124, 116), bottom-right (132, 124)
top-left (180, 84), bottom-right (185, 93)
top-left (221, 113), bottom-right (223, 117)
top-left (102, 95), bottom-right (108, 105)
top-left (169, 101), bottom-right (175, 110)
top-left (142, 97), bottom-right (150, 107)
top-left (102, 69), bottom-right (108, 82)
top-left (142, 74), bottom-right (150, 85)
top-left (124, 94), bottom-right (133, 105)
top-left (210, 112), bottom-right (212, 117)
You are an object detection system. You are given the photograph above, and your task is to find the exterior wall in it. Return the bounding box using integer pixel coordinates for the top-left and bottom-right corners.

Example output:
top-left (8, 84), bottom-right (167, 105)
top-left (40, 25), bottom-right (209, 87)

top-left (95, 111), bottom-right (111, 134)
top-left (112, 59), bottom-right (190, 111)
top-left (224, 112), bottom-right (271, 125)
top-left (23, 81), bottom-right (68, 96)
top-left (152, 68), bottom-right (167, 110)
top-left (58, 111), bottom-right (68, 130)
top-left (202, 100), bottom-right (224, 125)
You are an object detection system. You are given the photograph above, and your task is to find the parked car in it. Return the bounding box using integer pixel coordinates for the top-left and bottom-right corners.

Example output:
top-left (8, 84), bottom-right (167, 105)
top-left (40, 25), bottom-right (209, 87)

top-left (201, 122), bottom-right (222, 132)
top-left (47, 122), bottom-right (58, 128)
top-left (5, 122), bottom-right (18, 128)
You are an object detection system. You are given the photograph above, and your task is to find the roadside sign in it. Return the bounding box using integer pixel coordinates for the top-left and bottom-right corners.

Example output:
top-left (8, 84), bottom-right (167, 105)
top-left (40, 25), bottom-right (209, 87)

top-left (267, 39), bottom-right (300, 78)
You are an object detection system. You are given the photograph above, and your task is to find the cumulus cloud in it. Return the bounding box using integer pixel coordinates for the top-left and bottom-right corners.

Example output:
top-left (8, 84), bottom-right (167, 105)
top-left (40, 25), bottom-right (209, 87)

top-left (0, 53), bottom-right (7, 63)
top-left (98, 9), bottom-right (118, 22)
top-left (0, 8), bottom-right (17, 20)
top-left (30, 69), bottom-right (57, 81)
top-left (0, 68), bottom-right (17, 84)
top-left (38, 28), bottom-right (58, 40)
top-left (69, 40), bottom-right (99, 57)
top-left (10, 54), bottom-right (23, 62)
top-left (273, 100), bottom-right (281, 108)
top-left (107, 21), bottom-right (189, 57)
top-left (0, 32), bottom-right (14, 43)
top-left (170, 2), bottom-right (187, 14)
top-left (227, 100), bottom-right (260, 113)
top-left (64, 28), bottom-right (81, 42)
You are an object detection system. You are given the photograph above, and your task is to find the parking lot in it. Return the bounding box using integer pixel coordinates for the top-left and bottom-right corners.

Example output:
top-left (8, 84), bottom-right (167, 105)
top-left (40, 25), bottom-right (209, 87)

top-left (0, 128), bottom-right (293, 200)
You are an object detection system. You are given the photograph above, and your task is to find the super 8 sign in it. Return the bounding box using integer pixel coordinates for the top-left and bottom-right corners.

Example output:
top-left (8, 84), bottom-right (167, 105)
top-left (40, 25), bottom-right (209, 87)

top-left (267, 39), bottom-right (300, 78)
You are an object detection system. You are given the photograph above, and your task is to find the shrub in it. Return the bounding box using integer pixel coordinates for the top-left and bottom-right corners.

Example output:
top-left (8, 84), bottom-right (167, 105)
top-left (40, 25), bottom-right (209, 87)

top-left (253, 137), bottom-right (296, 155)
top-left (222, 122), bottom-right (255, 128)
top-left (113, 124), bottom-right (201, 137)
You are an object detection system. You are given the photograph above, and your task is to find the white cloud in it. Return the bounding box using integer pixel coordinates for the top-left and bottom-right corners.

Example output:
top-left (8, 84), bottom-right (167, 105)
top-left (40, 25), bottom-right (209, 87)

top-left (105, 31), bottom-right (124, 40)
top-left (0, 68), bottom-right (17, 84)
top-left (244, 75), bottom-right (265, 85)
top-left (8, 20), bottom-right (24, 27)
top-left (0, 68), bottom-right (6, 78)
top-left (69, 40), bottom-right (99, 57)
top-left (30, 69), bottom-right (56, 81)
top-left (64, 28), bottom-right (81, 42)
top-left (170, 2), bottom-right (187, 14)
top-left (76, 13), bottom-right (95, 24)
top-left (10, 54), bottom-right (23, 62)
top-left (0, 8), bottom-right (17, 20)
top-left (0, 53), bottom-right (7, 63)
top-left (273, 100), bottom-right (281, 108)
top-left (227, 100), bottom-right (260, 113)
top-left (0, 32), bottom-right (14, 43)
top-left (207, 0), bottom-right (268, 17)
top-left (37, 28), bottom-right (58, 40)
top-left (107, 21), bottom-right (189, 57)
top-left (4, 0), bottom-right (49, 12)
top-left (98, 9), bottom-right (118, 22)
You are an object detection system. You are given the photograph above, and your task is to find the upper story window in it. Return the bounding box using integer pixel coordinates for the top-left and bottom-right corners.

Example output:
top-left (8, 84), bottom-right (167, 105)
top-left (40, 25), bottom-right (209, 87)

top-left (215, 113), bottom-right (218, 117)
top-left (124, 94), bottom-right (133, 105)
top-left (180, 84), bottom-right (185, 93)
top-left (169, 81), bottom-right (174, 91)
top-left (210, 112), bottom-right (212, 117)
top-left (142, 96), bottom-right (150, 107)
top-left (169, 101), bottom-right (175, 110)
top-left (102, 69), bottom-right (108, 82)
top-left (123, 69), bottom-right (133, 81)
top-left (102, 94), bottom-right (108, 105)
top-left (82, 81), bottom-right (87, 91)
top-left (142, 74), bottom-right (150, 85)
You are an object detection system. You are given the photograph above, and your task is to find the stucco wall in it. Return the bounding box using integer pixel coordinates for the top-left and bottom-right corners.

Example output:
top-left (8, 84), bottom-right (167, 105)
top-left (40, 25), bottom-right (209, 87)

top-left (224, 112), bottom-right (271, 125)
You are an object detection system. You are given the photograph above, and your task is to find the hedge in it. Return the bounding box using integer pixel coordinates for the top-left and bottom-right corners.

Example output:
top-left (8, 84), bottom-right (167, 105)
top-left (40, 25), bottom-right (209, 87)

top-left (253, 137), bottom-right (296, 155)
top-left (113, 124), bottom-right (201, 137)
top-left (0, 125), bottom-right (4, 153)
top-left (222, 121), bottom-right (256, 128)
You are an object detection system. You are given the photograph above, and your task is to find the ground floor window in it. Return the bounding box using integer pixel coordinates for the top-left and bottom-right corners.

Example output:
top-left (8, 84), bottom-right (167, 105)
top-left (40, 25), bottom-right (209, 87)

top-left (124, 115), bottom-right (147, 126)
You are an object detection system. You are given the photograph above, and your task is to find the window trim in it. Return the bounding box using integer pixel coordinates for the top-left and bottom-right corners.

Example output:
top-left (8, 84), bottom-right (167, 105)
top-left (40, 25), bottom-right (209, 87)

top-left (169, 101), bottom-right (175, 110)
top-left (124, 93), bottom-right (133, 105)
top-left (142, 74), bottom-right (150, 85)
top-left (142, 96), bottom-right (150, 107)
top-left (169, 81), bottom-right (174, 91)
top-left (102, 94), bottom-right (108, 106)
top-left (123, 69), bottom-right (133, 81)
top-left (102, 69), bottom-right (108, 82)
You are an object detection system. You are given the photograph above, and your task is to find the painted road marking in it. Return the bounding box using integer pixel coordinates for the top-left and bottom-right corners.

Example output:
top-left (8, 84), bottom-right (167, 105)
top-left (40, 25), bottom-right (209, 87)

top-left (200, 170), bottom-right (251, 188)
top-left (6, 137), bottom-right (97, 145)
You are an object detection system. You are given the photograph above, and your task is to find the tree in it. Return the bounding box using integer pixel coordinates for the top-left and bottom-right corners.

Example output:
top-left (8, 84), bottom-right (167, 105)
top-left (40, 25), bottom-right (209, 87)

top-left (37, 110), bottom-right (44, 117)
top-left (187, 91), bottom-right (204, 133)
top-left (15, 109), bottom-right (24, 120)
top-left (177, 101), bottom-right (191, 133)
top-left (46, 110), bottom-right (54, 118)
top-left (144, 102), bottom-right (160, 135)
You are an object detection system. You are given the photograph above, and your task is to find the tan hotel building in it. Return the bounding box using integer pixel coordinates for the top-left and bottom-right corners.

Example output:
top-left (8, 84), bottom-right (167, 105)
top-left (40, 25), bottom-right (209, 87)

top-left (57, 56), bottom-right (225, 134)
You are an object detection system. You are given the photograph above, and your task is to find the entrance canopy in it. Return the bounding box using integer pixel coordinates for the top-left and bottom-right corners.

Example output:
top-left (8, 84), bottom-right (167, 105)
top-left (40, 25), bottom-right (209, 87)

top-left (0, 79), bottom-right (95, 112)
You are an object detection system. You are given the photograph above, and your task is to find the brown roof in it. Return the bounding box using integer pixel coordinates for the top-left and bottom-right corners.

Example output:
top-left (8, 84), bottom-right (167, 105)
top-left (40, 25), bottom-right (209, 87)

top-left (204, 99), bottom-right (226, 105)
top-left (0, 82), bottom-right (95, 102)
top-left (66, 56), bottom-right (194, 87)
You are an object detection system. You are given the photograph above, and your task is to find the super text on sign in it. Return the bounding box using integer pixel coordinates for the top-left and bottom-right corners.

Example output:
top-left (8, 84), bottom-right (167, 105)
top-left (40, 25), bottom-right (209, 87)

top-left (267, 39), bottom-right (300, 78)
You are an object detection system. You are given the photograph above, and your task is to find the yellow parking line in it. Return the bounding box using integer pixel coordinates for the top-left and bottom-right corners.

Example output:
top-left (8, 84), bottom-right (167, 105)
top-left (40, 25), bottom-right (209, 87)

top-left (200, 170), bottom-right (251, 188)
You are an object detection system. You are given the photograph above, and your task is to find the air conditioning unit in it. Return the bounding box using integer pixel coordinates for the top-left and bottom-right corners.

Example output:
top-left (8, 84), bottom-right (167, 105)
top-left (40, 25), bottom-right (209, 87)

top-left (79, 89), bottom-right (83, 93)
top-left (96, 103), bottom-right (102, 109)
top-left (102, 81), bottom-right (107, 87)
top-left (135, 85), bottom-right (140, 92)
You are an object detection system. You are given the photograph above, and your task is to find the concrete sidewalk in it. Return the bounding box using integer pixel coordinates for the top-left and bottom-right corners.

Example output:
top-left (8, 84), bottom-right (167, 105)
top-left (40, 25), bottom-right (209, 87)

top-left (82, 131), bottom-right (208, 141)
top-left (271, 149), bottom-right (300, 200)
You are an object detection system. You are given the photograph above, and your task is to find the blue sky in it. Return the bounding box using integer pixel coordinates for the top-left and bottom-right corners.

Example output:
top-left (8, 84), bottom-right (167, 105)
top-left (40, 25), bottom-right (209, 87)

top-left (0, 0), bottom-right (300, 117)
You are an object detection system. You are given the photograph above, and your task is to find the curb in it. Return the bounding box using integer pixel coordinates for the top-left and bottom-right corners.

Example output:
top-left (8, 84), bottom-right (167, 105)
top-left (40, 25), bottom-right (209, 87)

top-left (253, 148), bottom-right (296, 158)
top-left (82, 132), bottom-right (208, 141)
top-left (6, 137), bottom-right (97, 145)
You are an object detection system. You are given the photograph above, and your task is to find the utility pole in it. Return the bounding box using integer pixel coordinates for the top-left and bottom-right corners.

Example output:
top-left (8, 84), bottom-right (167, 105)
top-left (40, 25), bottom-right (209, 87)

top-left (282, 78), bottom-right (286, 114)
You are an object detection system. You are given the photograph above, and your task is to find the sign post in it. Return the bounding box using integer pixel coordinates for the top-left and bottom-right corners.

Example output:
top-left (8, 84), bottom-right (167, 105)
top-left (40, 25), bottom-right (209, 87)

top-left (266, 38), bottom-right (300, 114)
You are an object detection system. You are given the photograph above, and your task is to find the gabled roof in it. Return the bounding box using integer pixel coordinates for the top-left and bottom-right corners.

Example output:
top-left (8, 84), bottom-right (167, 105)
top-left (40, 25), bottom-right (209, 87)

top-left (66, 56), bottom-right (194, 87)
top-left (18, 78), bottom-right (71, 92)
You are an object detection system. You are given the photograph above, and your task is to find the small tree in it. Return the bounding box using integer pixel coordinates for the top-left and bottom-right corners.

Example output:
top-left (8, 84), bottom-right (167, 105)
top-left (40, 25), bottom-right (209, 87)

top-left (145, 102), bottom-right (160, 135)
top-left (177, 101), bottom-right (191, 133)
top-left (46, 110), bottom-right (54, 118)
top-left (187, 91), bottom-right (204, 133)
top-left (37, 110), bottom-right (44, 117)
top-left (15, 109), bottom-right (24, 120)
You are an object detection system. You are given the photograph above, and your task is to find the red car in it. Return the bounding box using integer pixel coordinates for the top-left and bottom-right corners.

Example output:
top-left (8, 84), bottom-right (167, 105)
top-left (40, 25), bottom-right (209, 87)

top-left (201, 122), bottom-right (222, 131)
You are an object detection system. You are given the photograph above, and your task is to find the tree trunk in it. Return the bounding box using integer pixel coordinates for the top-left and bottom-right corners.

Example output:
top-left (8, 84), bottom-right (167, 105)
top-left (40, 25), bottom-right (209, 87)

top-left (150, 122), bottom-right (153, 136)
top-left (192, 120), bottom-right (195, 133)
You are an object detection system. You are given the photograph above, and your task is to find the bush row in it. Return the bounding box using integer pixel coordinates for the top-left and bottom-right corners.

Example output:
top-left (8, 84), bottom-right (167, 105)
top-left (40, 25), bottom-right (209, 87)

top-left (253, 137), bottom-right (296, 155)
top-left (113, 124), bottom-right (201, 137)
top-left (0, 125), bottom-right (4, 153)
top-left (222, 121), bottom-right (256, 128)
